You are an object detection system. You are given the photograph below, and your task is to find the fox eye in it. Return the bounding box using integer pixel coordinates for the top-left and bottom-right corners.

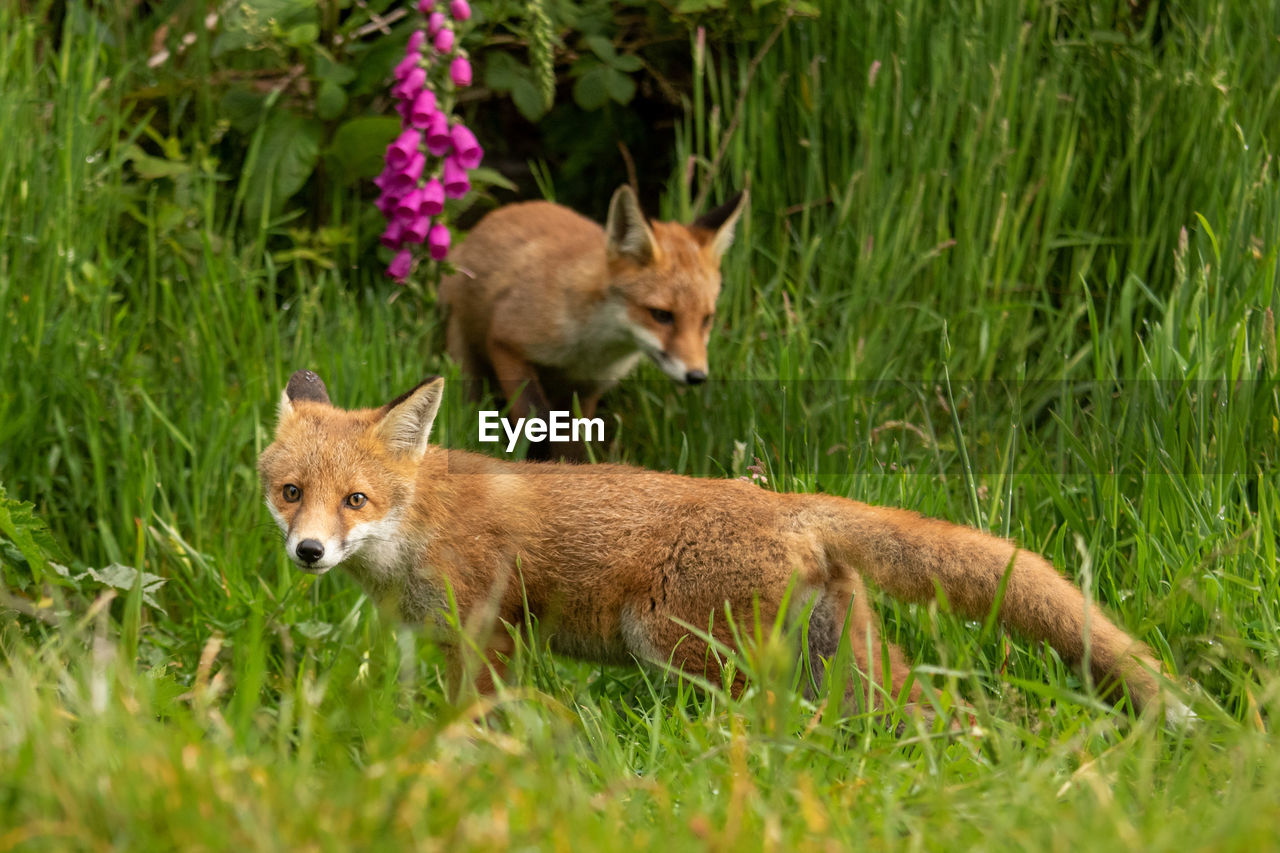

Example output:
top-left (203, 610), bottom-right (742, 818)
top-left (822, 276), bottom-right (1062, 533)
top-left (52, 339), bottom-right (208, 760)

top-left (649, 307), bottom-right (675, 325)
top-left (702, 313), bottom-right (714, 330)
top-left (345, 492), bottom-right (367, 509)
top-left (282, 484), bottom-right (301, 503)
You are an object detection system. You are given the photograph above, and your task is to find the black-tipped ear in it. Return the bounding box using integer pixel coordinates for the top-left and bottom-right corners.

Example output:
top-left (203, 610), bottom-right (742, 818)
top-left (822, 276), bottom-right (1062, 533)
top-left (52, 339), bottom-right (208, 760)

top-left (693, 190), bottom-right (747, 232)
top-left (375, 377), bottom-right (445, 459)
top-left (286, 370), bottom-right (330, 404)
top-left (692, 189), bottom-right (748, 261)
top-left (604, 184), bottom-right (659, 265)
top-left (278, 370), bottom-right (330, 424)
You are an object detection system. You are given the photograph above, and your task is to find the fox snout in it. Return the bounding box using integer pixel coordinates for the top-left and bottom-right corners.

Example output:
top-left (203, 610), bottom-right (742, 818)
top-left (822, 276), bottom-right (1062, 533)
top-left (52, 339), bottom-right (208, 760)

top-left (647, 348), bottom-right (709, 385)
top-left (294, 538), bottom-right (326, 566)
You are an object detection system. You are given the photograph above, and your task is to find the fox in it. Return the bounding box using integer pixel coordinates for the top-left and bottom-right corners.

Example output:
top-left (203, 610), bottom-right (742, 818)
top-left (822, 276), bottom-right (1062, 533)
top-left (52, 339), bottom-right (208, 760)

top-left (258, 370), bottom-right (1193, 727)
top-left (438, 185), bottom-right (747, 431)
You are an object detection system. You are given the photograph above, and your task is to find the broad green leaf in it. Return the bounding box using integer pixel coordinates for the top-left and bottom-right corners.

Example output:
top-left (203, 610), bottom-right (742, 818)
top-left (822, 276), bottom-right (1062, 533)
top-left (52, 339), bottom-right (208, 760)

top-left (285, 23), bottom-right (320, 47)
top-left (123, 144), bottom-right (193, 180)
top-left (511, 76), bottom-right (550, 121)
top-left (484, 51), bottom-right (523, 91)
top-left (244, 111), bottom-right (324, 222)
top-left (315, 79), bottom-right (348, 121)
top-left (327, 116), bottom-right (401, 181)
top-left (584, 34), bottom-right (617, 62)
top-left (612, 53), bottom-right (642, 73)
top-left (220, 87), bottom-right (268, 134)
top-left (604, 67), bottom-right (636, 104)
top-left (573, 65), bottom-right (609, 111)
top-left (313, 52), bottom-right (357, 86)
top-left (0, 484), bottom-right (67, 586)
top-left (467, 167), bottom-right (518, 193)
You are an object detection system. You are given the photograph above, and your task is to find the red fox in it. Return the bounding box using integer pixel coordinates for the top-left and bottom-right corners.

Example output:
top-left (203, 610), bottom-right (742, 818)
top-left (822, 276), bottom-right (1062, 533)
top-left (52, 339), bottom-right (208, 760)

top-left (258, 370), bottom-right (1192, 725)
top-left (439, 186), bottom-right (747, 425)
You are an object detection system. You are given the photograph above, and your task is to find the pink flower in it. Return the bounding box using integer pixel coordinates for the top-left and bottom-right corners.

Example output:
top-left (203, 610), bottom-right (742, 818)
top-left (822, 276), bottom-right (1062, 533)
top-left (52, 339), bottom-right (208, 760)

top-left (394, 54), bottom-right (419, 83)
top-left (395, 187), bottom-right (425, 220)
top-left (450, 0), bottom-right (471, 21)
top-left (385, 129), bottom-right (422, 170)
top-left (408, 89), bottom-right (438, 129)
top-left (374, 193), bottom-right (397, 218)
top-left (450, 55), bottom-right (472, 87)
top-left (403, 215), bottom-right (430, 244)
top-left (449, 123), bottom-right (483, 169)
top-left (387, 248), bottom-right (413, 281)
top-left (428, 223), bottom-right (451, 260)
top-left (393, 66), bottom-right (426, 102)
top-left (433, 27), bottom-right (454, 54)
top-left (381, 219), bottom-right (406, 250)
top-left (426, 12), bottom-right (446, 37)
top-left (408, 29), bottom-right (426, 54)
top-left (418, 0), bottom-right (435, 13)
top-left (442, 156), bottom-right (470, 198)
top-left (420, 178), bottom-right (445, 216)
top-left (425, 111), bottom-right (452, 156)
top-left (388, 152), bottom-right (425, 194)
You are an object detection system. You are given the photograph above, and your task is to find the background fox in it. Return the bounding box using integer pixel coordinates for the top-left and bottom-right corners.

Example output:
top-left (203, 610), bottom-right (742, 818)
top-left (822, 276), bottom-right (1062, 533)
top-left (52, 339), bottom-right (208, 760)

top-left (439, 185), bottom-right (747, 436)
top-left (259, 370), bottom-right (1191, 725)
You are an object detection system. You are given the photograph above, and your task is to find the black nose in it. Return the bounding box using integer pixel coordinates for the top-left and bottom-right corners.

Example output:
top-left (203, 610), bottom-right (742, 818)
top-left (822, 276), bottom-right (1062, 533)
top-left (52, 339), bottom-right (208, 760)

top-left (685, 369), bottom-right (707, 385)
top-left (296, 539), bottom-right (324, 564)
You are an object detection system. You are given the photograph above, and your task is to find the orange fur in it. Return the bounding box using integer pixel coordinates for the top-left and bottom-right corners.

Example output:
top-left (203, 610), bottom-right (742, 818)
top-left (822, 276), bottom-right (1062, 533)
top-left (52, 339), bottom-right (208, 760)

top-left (258, 372), bottom-right (1190, 724)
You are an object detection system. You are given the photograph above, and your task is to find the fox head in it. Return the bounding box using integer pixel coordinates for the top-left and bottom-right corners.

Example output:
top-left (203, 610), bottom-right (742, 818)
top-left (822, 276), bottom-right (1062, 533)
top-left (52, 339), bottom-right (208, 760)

top-left (603, 185), bottom-right (747, 385)
top-left (258, 370), bottom-right (444, 574)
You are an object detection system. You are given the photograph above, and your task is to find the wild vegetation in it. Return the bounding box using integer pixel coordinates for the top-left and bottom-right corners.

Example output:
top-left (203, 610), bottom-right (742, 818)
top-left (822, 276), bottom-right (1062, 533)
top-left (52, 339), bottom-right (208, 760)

top-left (1, 0), bottom-right (1278, 848)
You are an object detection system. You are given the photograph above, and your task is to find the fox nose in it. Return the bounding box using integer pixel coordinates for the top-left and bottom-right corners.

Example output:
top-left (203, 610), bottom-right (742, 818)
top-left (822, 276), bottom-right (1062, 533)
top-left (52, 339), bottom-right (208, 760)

top-left (685, 369), bottom-right (707, 385)
top-left (295, 539), bottom-right (325, 565)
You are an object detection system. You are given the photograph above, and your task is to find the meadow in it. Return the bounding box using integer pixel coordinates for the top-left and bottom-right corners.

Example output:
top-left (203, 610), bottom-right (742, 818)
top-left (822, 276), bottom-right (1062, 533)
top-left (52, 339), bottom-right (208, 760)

top-left (2, 1), bottom-right (1279, 849)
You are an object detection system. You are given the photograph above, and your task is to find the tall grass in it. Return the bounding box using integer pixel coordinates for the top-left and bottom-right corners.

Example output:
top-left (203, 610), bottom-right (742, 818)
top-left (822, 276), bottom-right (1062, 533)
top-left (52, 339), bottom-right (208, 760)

top-left (1, 0), bottom-right (1278, 848)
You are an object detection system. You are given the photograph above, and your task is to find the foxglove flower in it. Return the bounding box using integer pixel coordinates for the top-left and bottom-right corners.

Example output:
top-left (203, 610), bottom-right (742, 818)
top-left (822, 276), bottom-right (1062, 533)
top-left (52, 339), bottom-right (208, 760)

top-left (450, 56), bottom-right (472, 87)
top-left (442, 156), bottom-right (470, 198)
top-left (420, 178), bottom-right (446, 216)
top-left (449, 124), bottom-right (483, 169)
top-left (377, 2), bottom-right (485, 276)
top-left (387, 248), bottom-right (413, 281)
top-left (428, 224), bottom-right (451, 260)
top-left (425, 111), bottom-right (452, 156)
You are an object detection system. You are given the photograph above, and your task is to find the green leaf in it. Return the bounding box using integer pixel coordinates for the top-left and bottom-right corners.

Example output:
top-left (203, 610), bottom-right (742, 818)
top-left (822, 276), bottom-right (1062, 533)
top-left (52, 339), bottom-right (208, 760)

top-left (584, 34), bottom-right (617, 62)
top-left (511, 76), bottom-right (550, 121)
top-left (466, 167), bottom-right (518, 193)
top-left (603, 67), bottom-right (636, 105)
top-left (244, 111), bottom-right (325, 223)
top-left (483, 51), bottom-right (523, 91)
top-left (327, 116), bottom-right (401, 182)
top-left (573, 64), bottom-right (609, 111)
top-left (611, 53), bottom-right (642, 73)
top-left (313, 52), bottom-right (357, 86)
top-left (78, 563), bottom-right (168, 613)
top-left (220, 87), bottom-right (268, 134)
top-left (0, 484), bottom-right (67, 586)
top-left (285, 23), bottom-right (320, 47)
top-left (315, 79), bottom-right (347, 121)
top-left (123, 143), bottom-right (193, 180)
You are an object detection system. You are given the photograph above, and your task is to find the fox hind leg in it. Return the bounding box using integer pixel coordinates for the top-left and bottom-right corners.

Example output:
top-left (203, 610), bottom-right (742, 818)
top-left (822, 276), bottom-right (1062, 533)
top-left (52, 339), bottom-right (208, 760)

top-left (807, 575), bottom-right (924, 713)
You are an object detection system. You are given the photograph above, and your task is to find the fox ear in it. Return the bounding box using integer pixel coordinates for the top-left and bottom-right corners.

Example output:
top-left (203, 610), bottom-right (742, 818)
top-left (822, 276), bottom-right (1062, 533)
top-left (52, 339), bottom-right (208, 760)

top-left (692, 189), bottom-right (747, 261)
top-left (605, 185), bottom-right (659, 266)
top-left (278, 369), bottom-right (330, 423)
top-left (376, 376), bottom-right (445, 459)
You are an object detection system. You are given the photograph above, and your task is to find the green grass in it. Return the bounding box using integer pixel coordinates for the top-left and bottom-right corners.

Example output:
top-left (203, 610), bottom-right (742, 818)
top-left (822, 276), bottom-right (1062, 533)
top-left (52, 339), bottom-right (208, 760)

top-left (2, 0), bottom-right (1279, 849)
